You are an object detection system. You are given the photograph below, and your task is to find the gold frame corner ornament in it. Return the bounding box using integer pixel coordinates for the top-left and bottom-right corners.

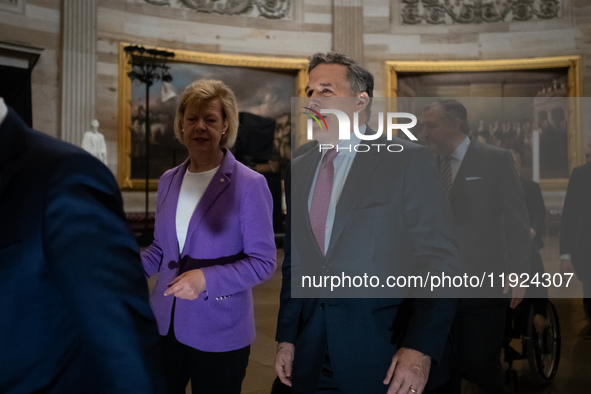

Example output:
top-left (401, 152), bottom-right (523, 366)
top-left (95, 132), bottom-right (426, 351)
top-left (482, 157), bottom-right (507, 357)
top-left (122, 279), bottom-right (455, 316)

top-left (385, 56), bottom-right (584, 190)
top-left (117, 42), bottom-right (308, 190)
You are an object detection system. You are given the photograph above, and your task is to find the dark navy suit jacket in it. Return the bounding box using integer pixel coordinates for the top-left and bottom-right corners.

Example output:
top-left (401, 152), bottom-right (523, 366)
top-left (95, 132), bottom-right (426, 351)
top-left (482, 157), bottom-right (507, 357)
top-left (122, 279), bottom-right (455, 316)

top-left (276, 137), bottom-right (461, 394)
top-left (0, 107), bottom-right (165, 393)
top-left (446, 140), bottom-right (531, 281)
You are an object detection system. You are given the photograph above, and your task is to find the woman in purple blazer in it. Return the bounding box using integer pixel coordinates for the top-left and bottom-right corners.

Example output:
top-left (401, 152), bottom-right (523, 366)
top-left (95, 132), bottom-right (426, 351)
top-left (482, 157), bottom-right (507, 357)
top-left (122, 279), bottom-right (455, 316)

top-left (141, 79), bottom-right (277, 394)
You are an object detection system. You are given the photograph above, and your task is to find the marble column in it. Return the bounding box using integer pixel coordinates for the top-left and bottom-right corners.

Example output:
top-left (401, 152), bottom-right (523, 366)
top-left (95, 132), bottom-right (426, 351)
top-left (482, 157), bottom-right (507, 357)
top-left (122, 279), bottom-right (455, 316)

top-left (332, 0), bottom-right (364, 65)
top-left (60, 0), bottom-right (97, 146)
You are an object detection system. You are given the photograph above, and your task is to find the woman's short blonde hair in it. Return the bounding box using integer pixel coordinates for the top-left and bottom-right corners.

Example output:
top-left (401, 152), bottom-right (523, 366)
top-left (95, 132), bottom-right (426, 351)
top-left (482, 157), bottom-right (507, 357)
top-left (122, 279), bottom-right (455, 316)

top-left (174, 79), bottom-right (239, 149)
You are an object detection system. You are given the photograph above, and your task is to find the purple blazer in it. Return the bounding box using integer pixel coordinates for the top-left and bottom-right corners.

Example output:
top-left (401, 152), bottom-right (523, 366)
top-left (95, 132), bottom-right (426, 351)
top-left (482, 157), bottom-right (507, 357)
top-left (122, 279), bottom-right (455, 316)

top-left (141, 150), bottom-right (276, 352)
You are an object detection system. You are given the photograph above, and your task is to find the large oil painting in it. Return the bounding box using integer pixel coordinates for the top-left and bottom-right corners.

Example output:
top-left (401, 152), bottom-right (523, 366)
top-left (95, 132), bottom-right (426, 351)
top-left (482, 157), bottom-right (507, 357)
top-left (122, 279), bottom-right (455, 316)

top-left (385, 56), bottom-right (583, 190)
top-left (118, 44), bottom-right (307, 190)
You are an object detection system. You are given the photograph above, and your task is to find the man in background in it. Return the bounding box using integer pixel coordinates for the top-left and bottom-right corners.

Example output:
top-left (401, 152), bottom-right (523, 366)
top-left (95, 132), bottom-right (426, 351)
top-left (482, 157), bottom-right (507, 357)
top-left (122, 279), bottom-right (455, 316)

top-left (0, 98), bottom-right (165, 393)
top-left (275, 52), bottom-right (460, 394)
top-left (560, 157), bottom-right (591, 338)
top-left (422, 99), bottom-right (530, 394)
top-left (511, 150), bottom-right (548, 333)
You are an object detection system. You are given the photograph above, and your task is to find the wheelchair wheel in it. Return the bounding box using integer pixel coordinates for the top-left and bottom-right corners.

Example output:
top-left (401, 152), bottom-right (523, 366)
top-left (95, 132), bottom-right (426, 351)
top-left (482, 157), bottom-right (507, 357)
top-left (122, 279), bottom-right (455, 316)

top-left (526, 300), bottom-right (561, 384)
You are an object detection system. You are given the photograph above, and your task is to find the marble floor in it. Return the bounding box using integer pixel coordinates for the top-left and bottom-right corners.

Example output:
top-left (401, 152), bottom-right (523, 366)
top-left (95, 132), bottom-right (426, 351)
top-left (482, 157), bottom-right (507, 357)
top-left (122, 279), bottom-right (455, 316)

top-left (240, 248), bottom-right (285, 394)
top-left (150, 235), bottom-right (590, 394)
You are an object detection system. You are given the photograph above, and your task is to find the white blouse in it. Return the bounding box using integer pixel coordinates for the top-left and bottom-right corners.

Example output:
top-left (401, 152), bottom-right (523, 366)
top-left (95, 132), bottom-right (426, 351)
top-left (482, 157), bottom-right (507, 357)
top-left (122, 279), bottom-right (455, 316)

top-left (175, 165), bottom-right (219, 253)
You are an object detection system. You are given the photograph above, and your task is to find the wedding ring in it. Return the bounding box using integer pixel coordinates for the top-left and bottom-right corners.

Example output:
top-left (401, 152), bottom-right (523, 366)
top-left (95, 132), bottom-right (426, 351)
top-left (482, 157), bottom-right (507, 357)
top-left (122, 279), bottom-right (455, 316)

top-left (410, 389), bottom-right (417, 393)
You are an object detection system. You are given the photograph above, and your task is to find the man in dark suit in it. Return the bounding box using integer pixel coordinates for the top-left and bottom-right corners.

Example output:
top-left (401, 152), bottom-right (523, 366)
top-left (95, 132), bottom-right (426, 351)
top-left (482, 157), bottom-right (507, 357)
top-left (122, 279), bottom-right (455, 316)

top-left (560, 160), bottom-right (591, 338)
top-left (275, 52), bottom-right (462, 394)
top-left (510, 150), bottom-right (548, 332)
top-left (422, 99), bottom-right (530, 394)
top-left (0, 99), bottom-right (165, 393)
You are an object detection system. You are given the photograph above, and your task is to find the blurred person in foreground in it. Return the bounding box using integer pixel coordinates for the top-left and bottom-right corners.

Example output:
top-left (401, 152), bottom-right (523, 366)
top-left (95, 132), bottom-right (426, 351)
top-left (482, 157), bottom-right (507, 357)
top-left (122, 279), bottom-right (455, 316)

top-left (0, 97), bottom-right (165, 393)
top-left (422, 99), bottom-right (530, 394)
top-left (141, 79), bottom-right (277, 393)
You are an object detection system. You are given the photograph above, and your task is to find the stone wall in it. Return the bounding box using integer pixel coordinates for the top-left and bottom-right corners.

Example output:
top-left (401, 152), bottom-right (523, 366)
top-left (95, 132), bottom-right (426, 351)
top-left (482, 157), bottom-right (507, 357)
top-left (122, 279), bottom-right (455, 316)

top-left (0, 0), bottom-right (61, 138)
top-left (96, 0), bottom-right (332, 209)
top-left (1, 0), bottom-right (589, 210)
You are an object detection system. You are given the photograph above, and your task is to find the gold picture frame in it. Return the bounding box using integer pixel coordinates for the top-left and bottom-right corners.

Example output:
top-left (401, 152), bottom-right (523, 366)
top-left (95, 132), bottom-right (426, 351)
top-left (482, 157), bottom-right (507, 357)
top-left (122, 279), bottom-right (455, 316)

top-left (385, 56), bottom-right (583, 190)
top-left (117, 42), bottom-right (308, 190)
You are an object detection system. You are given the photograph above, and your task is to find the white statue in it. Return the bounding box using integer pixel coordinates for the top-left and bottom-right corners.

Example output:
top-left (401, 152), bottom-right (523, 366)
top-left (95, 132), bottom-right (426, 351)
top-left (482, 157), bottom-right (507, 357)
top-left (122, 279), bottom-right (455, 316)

top-left (81, 119), bottom-right (107, 165)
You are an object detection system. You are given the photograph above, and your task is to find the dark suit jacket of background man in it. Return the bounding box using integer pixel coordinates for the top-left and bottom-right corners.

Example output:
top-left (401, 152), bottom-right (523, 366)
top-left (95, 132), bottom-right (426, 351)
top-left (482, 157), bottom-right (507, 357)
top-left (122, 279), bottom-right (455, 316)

top-left (560, 162), bottom-right (591, 283)
top-left (277, 135), bottom-right (462, 394)
top-left (448, 139), bottom-right (530, 281)
top-left (520, 176), bottom-right (548, 309)
top-left (0, 107), bottom-right (165, 393)
top-left (441, 139), bottom-right (530, 393)
top-left (521, 177), bottom-right (546, 252)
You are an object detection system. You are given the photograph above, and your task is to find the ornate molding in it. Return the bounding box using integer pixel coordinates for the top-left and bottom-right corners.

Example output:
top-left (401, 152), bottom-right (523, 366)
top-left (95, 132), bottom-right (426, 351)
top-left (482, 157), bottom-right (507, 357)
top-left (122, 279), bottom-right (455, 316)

top-left (143, 0), bottom-right (291, 20)
top-left (256, 0), bottom-right (291, 19)
top-left (401, 0), bottom-right (561, 25)
top-left (0, 0), bottom-right (25, 14)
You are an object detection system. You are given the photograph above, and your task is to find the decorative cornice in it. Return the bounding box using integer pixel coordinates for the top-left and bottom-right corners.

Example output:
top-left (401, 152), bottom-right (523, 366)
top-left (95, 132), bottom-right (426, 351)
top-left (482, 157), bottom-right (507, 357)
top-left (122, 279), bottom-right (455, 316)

top-left (401, 0), bottom-right (561, 25)
top-left (143, 0), bottom-right (291, 20)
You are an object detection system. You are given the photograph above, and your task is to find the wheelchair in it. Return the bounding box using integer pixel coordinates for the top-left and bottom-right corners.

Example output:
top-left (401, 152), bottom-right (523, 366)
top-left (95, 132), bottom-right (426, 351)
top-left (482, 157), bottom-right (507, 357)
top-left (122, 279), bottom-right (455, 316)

top-left (502, 299), bottom-right (561, 391)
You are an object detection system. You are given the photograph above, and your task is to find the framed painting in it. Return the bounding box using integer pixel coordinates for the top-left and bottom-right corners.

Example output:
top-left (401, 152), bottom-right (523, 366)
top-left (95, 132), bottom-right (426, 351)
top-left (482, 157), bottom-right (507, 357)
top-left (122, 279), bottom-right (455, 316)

top-left (385, 56), bottom-right (583, 190)
top-left (117, 43), bottom-right (308, 190)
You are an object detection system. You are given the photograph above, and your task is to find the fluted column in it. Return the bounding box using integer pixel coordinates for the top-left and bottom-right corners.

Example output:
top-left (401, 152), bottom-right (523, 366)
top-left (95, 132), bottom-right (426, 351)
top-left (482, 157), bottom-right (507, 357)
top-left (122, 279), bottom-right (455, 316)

top-left (60, 0), bottom-right (97, 145)
top-left (332, 0), bottom-right (364, 65)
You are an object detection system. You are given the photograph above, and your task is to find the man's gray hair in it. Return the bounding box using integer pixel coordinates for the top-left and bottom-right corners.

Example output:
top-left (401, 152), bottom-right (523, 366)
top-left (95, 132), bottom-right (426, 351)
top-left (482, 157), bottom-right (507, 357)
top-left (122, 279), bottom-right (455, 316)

top-left (308, 52), bottom-right (374, 98)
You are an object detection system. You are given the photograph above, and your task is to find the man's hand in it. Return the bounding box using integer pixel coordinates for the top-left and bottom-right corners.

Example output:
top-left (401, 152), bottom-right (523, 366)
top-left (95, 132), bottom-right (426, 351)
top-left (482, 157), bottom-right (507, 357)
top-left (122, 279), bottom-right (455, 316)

top-left (560, 258), bottom-right (575, 275)
top-left (503, 273), bottom-right (526, 309)
top-left (383, 348), bottom-right (431, 394)
top-left (530, 228), bottom-right (536, 240)
top-left (275, 342), bottom-right (295, 387)
top-left (533, 314), bottom-right (548, 334)
top-left (163, 269), bottom-right (206, 300)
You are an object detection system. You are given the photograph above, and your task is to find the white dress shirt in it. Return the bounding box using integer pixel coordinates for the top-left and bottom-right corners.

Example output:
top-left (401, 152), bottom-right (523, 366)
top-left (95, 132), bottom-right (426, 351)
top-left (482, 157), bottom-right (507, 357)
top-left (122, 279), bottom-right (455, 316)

top-left (176, 166), bottom-right (219, 253)
top-left (446, 135), bottom-right (471, 183)
top-left (307, 124), bottom-right (365, 255)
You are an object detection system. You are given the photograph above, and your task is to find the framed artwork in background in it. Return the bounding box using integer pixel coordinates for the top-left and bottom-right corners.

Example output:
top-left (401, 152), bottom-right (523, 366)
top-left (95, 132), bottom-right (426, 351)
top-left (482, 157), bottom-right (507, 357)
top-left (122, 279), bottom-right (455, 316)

top-left (385, 56), bottom-right (583, 190)
top-left (118, 43), bottom-right (307, 190)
